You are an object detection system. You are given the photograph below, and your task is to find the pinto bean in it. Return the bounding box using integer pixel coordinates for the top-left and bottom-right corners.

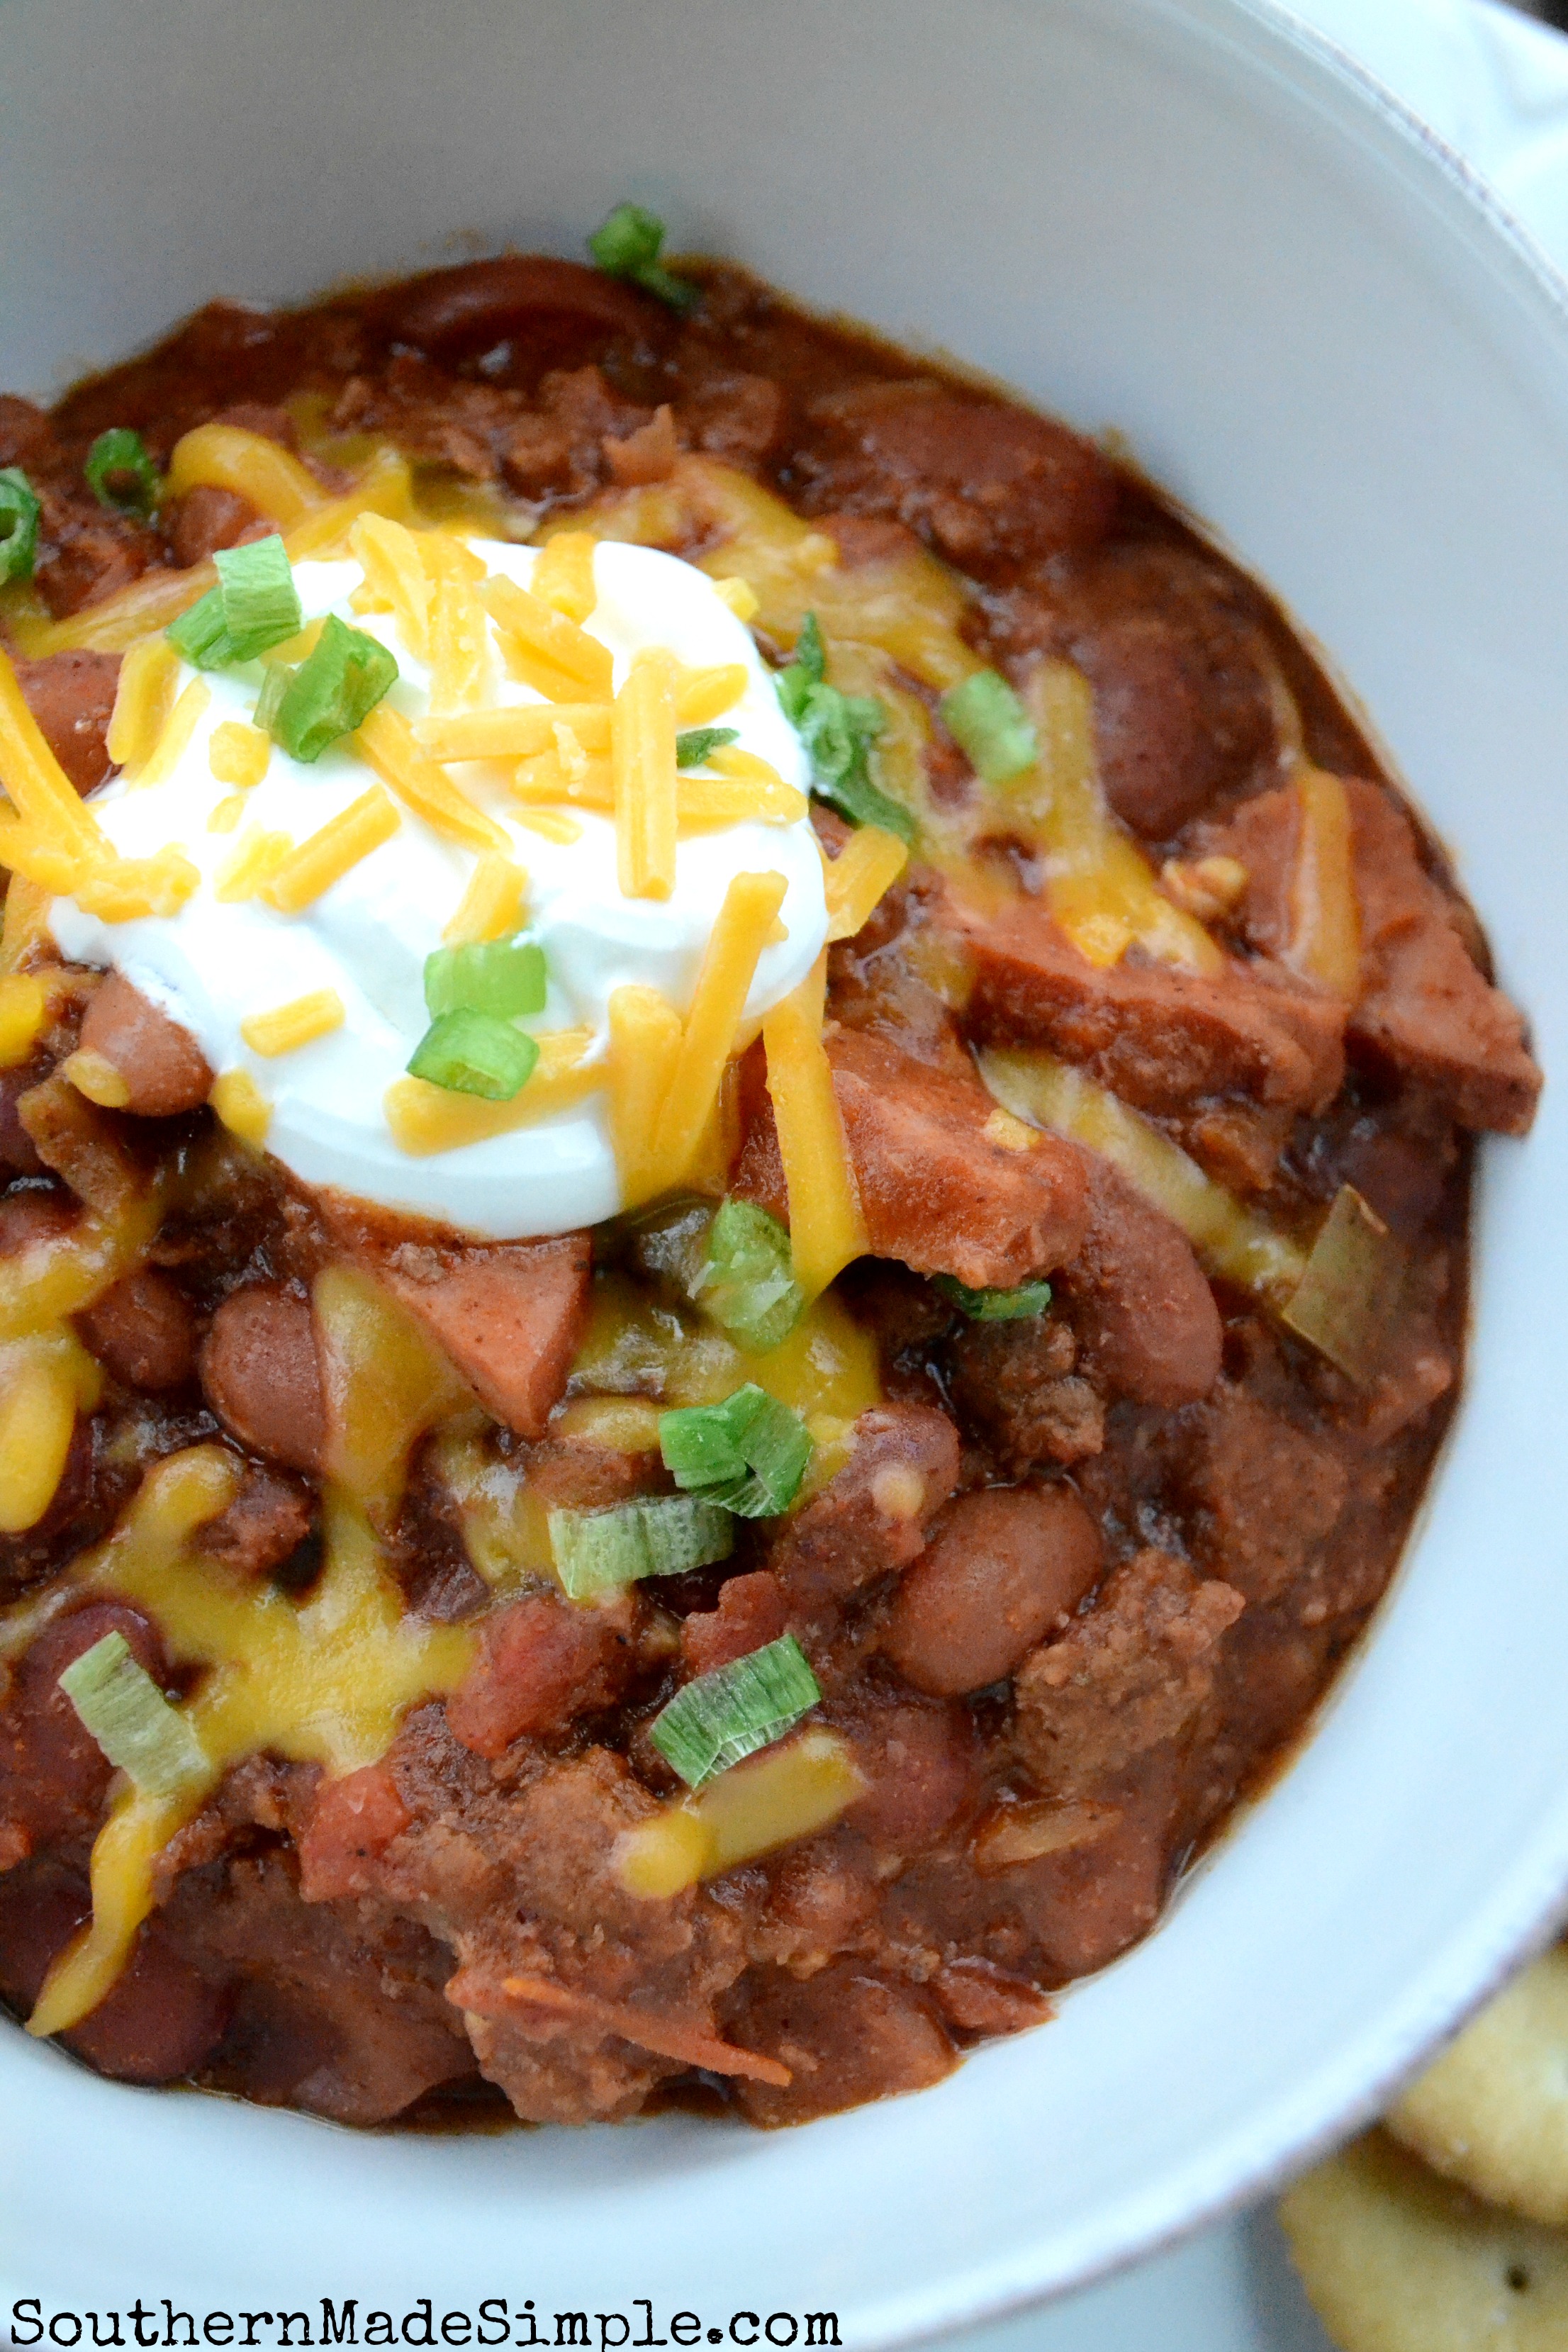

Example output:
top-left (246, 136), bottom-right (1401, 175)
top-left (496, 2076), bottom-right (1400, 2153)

top-left (79, 1267), bottom-right (197, 1389)
top-left (13, 651), bottom-right (122, 795)
top-left (0, 1603), bottom-right (166, 1860)
top-left (883, 1484), bottom-right (1103, 1696)
top-left (375, 257), bottom-right (651, 359)
top-left (77, 973), bottom-right (213, 1117)
top-left (838, 1694), bottom-right (975, 1850)
top-left (200, 1284), bottom-right (326, 1472)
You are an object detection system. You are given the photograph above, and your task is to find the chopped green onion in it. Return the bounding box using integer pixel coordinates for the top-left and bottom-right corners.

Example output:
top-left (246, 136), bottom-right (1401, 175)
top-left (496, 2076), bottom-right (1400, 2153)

top-left (0, 469), bottom-right (41, 585)
top-left (775, 613), bottom-right (914, 843)
top-left (934, 1274), bottom-right (1053, 1321)
top-left (676, 726), bottom-right (740, 768)
top-left (269, 613), bottom-right (397, 761)
top-left (407, 1009), bottom-right (539, 1100)
top-left (588, 201), bottom-right (700, 314)
top-left (659, 1384), bottom-right (814, 1518)
top-left (651, 1633), bottom-right (821, 1788)
top-left (57, 1630), bottom-right (208, 1801)
top-left (693, 1198), bottom-right (805, 1353)
top-left (550, 1494), bottom-right (734, 1600)
top-left (253, 661), bottom-right (290, 735)
top-left (1282, 1183), bottom-right (1406, 1383)
top-left (424, 936), bottom-right (547, 1021)
top-left (940, 668), bottom-right (1038, 785)
top-left (167, 533), bottom-right (303, 670)
top-left (84, 427), bottom-right (161, 519)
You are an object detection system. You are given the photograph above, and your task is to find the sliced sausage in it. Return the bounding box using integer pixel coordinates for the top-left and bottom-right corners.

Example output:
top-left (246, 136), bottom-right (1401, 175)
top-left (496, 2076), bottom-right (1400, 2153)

top-left (164, 484), bottom-right (259, 569)
top-left (372, 1233), bottom-right (593, 1439)
top-left (200, 1284), bottom-right (326, 1472)
top-left (883, 1484), bottom-right (1103, 1695)
top-left (77, 973), bottom-right (213, 1118)
top-left (13, 651), bottom-right (122, 795)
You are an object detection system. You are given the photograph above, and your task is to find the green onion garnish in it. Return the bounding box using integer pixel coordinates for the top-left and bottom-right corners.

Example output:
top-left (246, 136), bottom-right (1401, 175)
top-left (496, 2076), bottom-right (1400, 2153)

top-left (676, 726), bottom-right (740, 768)
top-left (84, 427), bottom-right (162, 519)
top-left (407, 1009), bottom-right (539, 1101)
top-left (269, 613), bottom-right (398, 761)
top-left (0, 469), bottom-right (41, 585)
top-left (650, 1633), bottom-right (821, 1788)
top-left (693, 1198), bottom-right (805, 1353)
top-left (167, 534), bottom-right (304, 671)
top-left (253, 661), bottom-right (290, 735)
top-left (550, 1494), bottom-right (734, 1600)
top-left (934, 1274), bottom-right (1053, 1321)
top-left (57, 1630), bottom-right (208, 1801)
top-left (588, 202), bottom-right (700, 314)
top-left (659, 1384), bottom-right (814, 1518)
top-left (939, 668), bottom-right (1038, 785)
top-left (775, 613), bottom-right (914, 843)
top-left (423, 936), bottom-right (547, 1021)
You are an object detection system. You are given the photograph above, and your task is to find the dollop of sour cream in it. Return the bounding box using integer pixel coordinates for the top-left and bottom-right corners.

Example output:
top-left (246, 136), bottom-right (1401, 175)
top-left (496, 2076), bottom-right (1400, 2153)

top-left (50, 540), bottom-right (826, 1240)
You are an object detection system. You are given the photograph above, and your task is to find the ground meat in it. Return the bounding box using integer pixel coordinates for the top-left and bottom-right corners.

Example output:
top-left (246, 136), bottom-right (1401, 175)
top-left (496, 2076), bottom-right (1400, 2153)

top-left (946, 1311), bottom-right (1106, 1469)
top-left (882, 1484), bottom-right (1103, 1695)
top-left (1014, 1549), bottom-right (1245, 1799)
top-left (797, 381), bottom-right (1118, 571)
top-left (721, 1963), bottom-right (956, 2125)
top-left (765, 1403), bottom-right (961, 1610)
top-left (445, 1591), bottom-right (639, 1755)
top-left (681, 1570), bottom-right (788, 1678)
top-left (1183, 1388), bottom-right (1349, 1605)
top-left (197, 1466), bottom-right (315, 1579)
top-left (164, 484), bottom-right (259, 567)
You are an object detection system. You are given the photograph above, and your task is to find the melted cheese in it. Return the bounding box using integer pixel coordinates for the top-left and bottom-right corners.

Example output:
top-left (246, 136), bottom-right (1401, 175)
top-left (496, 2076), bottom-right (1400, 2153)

top-left (761, 960), bottom-right (868, 1301)
top-left (23, 1446), bottom-right (475, 2037)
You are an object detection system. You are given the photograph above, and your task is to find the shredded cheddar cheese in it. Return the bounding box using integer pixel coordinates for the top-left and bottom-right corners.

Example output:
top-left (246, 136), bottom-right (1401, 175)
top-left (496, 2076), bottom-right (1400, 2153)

top-left (62, 1047), bottom-right (132, 1108)
top-left (74, 847), bottom-right (200, 924)
top-left (481, 575), bottom-right (614, 701)
top-left (0, 971), bottom-right (49, 1068)
top-left (383, 1027), bottom-right (600, 1155)
top-left (649, 870), bottom-right (788, 1189)
top-left (607, 984), bottom-right (684, 1208)
top-left (979, 1048), bottom-right (1308, 1301)
top-left (106, 637), bottom-right (181, 773)
top-left (443, 852), bottom-right (528, 945)
top-left (166, 422), bottom-right (325, 528)
top-left (23, 1450), bottom-right (475, 2035)
top-left (208, 793), bottom-right (247, 833)
top-left (530, 531), bottom-right (598, 623)
top-left (208, 719), bottom-right (271, 789)
top-left (710, 577), bottom-right (760, 622)
top-left (673, 663), bottom-right (749, 724)
top-left (349, 513), bottom-right (434, 659)
top-left (240, 989), bottom-right (345, 1057)
top-left (1287, 768), bottom-right (1361, 999)
top-left (260, 786), bottom-right (400, 912)
top-left (612, 649), bottom-right (679, 900)
top-left (762, 956), bottom-right (868, 1299)
top-left (354, 703), bottom-right (508, 855)
top-left (427, 576), bottom-right (491, 714)
top-left (823, 823), bottom-right (908, 941)
top-left (214, 824), bottom-right (296, 904)
top-left (415, 703), bottom-right (612, 763)
top-left (128, 679), bottom-right (211, 792)
top-left (209, 1068), bottom-right (271, 1150)
top-left (616, 1729), bottom-right (866, 1896)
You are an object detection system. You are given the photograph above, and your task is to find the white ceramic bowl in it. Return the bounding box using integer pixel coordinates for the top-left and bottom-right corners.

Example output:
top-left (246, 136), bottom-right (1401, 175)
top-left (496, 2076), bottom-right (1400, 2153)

top-left (4, 0), bottom-right (1568, 2335)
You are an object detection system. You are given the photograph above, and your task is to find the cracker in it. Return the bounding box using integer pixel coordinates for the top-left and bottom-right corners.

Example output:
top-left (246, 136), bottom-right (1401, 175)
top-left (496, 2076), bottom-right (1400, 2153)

top-left (1387, 1945), bottom-right (1568, 2226)
top-left (1278, 2129), bottom-right (1568, 2351)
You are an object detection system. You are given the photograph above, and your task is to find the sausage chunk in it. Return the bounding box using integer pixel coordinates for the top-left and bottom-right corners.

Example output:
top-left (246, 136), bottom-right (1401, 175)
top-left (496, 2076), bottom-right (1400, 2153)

top-left (13, 651), bottom-right (121, 795)
top-left (200, 1284), bottom-right (326, 1472)
top-left (371, 1233), bottom-right (593, 1440)
top-left (766, 1403), bottom-right (961, 1611)
top-left (883, 1484), bottom-right (1103, 1695)
top-left (445, 1591), bottom-right (639, 1757)
top-left (77, 973), bottom-right (213, 1117)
